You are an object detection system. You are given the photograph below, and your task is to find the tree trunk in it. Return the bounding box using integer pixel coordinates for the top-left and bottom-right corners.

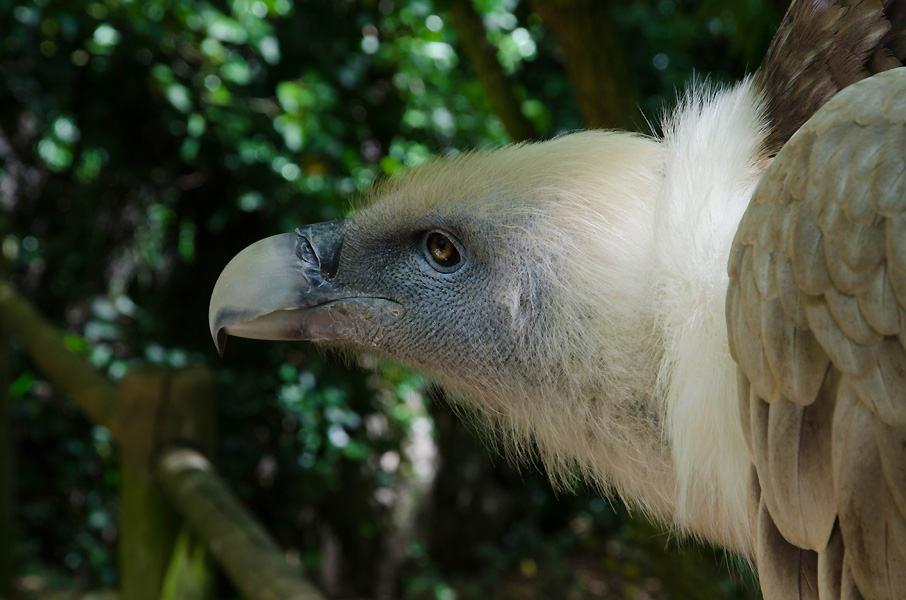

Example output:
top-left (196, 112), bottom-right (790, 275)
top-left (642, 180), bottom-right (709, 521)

top-left (441, 0), bottom-right (538, 141)
top-left (529, 0), bottom-right (639, 130)
top-left (425, 387), bottom-right (516, 568)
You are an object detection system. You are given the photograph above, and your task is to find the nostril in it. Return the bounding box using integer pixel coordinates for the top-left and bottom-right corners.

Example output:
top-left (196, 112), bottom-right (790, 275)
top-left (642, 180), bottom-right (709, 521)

top-left (296, 235), bottom-right (318, 265)
top-left (294, 221), bottom-right (345, 281)
top-left (294, 233), bottom-right (325, 286)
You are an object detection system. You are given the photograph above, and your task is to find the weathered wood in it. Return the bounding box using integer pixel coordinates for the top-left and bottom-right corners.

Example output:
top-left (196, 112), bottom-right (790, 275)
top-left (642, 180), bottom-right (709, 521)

top-left (157, 448), bottom-right (326, 600)
top-left (0, 335), bottom-right (12, 600)
top-left (0, 281), bottom-right (119, 438)
top-left (118, 366), bottom-right (216, 600)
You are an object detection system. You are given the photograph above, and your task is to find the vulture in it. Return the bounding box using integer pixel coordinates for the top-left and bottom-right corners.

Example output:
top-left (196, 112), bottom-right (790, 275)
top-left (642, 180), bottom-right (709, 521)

top-left (209, 1), bottom-right (906, 598)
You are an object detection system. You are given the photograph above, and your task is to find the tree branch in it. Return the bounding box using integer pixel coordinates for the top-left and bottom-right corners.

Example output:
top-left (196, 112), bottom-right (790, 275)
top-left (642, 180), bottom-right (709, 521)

top-left (442, 0), bottom-right (538, 141)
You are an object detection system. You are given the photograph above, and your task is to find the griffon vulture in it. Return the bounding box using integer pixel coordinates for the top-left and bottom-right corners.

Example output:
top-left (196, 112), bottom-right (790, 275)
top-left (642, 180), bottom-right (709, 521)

top-left (208, 1), bottom-right (906, 598)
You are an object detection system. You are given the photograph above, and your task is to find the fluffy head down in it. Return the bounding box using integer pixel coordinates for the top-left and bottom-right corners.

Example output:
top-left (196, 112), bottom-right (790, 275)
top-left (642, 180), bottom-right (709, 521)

top-left (350, 132), bottom-right (679, 519)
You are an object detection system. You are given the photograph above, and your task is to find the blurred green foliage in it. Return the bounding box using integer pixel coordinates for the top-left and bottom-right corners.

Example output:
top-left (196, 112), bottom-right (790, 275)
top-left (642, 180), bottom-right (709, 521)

top-left (1, 0), bottom-right (778, 597)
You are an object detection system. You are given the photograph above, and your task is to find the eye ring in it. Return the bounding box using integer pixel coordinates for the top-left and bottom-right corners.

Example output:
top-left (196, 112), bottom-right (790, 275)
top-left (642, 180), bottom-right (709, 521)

top-left (422, 230), bottom-right (464, 272)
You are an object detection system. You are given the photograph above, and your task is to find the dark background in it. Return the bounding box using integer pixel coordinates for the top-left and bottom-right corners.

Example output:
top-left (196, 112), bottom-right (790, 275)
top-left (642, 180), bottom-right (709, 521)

top-left (0, 0), bottom-right (783, 597)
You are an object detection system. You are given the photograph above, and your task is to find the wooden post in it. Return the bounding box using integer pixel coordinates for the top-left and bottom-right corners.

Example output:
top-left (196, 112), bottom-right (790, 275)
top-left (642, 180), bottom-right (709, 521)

top-left (0, 335), bottom-right (12, 600)
top-left (118, 365), bottom-right (216, 600)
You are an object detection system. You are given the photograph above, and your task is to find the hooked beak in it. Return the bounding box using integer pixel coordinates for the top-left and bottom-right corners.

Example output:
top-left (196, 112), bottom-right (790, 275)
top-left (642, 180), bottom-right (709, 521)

top-left (209, 220), bottom-right (390, 355)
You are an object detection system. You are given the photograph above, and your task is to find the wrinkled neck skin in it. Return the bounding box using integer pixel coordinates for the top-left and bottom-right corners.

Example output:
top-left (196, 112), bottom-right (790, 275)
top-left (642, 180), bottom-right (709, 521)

top-left (441, 81), bottom-right (768, 555)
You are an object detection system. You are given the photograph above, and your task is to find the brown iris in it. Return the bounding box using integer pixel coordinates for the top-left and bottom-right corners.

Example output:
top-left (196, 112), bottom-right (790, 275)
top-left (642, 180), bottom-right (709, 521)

top-left (425, 231), bottom-right (461, 269)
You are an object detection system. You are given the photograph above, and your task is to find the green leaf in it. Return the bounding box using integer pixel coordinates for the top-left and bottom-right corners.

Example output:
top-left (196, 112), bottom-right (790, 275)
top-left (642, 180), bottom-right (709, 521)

top-left (64, 334), bottom-right (90, 355)
top-left (9, 371), bottom-right (35, 398)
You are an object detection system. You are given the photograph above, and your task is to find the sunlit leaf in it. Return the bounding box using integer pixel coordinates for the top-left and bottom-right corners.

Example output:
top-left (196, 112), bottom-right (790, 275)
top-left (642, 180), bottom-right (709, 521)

top-left (220, 55), bottom-right (251, 84)
top-left (63, 334), bottom-right (90, 355)
top-left (37, 138), bottom-right (73, 171)
top-left (166, 84), bottom-right (193, 113)
top-left (9, 371), bottom-right (36, 398)
top-left (206, 13), bottom-right (248, 44)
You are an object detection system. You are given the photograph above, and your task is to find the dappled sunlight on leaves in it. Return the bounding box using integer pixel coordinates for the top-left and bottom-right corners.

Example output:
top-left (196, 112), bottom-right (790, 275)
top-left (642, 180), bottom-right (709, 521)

top-left (3, 0), bottom-right (771, 596)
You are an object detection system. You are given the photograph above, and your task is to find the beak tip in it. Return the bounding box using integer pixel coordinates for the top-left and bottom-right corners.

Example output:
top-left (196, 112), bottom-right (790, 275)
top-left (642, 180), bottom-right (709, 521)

top-left (210, 312), bottom-right (229, 356)
top-left (209, 309), bottom-right (228, 357)
top-left (214, 329), bottom-right (227, 357)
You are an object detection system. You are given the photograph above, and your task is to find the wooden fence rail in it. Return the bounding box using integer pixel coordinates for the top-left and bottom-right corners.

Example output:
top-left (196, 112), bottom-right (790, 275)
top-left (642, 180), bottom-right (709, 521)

top-left (159, 449), bottom-right (326, 600)
top-left (0, 281), bottom-right (326, 600)
top-left (0, 282), bottom-right (119, 437)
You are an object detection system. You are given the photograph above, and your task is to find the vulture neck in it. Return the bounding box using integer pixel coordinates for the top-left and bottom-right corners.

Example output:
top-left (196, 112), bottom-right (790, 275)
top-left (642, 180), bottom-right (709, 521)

top-left (469, 81), bottom-right (769, 554)
top-left (431, 82), bottom-right (768, 554)
top-left (648, 79), bottom-right (768, 552)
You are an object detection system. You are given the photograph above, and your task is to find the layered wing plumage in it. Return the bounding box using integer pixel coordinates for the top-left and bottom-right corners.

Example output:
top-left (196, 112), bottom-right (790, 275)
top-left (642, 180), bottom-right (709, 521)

top-left (728, 68), bottom-right (906, 600)
top-left (755, 0), bottom-right (906, 156)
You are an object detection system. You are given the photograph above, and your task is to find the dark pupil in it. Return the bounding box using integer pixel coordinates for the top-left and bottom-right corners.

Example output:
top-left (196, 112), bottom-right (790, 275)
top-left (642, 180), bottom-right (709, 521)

top-left (428, 232), bottom-right (459, 266)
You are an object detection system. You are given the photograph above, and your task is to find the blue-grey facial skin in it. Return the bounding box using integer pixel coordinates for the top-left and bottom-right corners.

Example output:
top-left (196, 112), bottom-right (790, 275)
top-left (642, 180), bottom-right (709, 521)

top-left (330, 208), bottom-right (546, 390)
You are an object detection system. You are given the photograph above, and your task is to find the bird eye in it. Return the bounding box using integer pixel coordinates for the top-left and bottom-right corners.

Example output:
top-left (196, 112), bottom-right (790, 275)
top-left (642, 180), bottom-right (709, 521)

top-left (423, 230), bottom-right (463, 272)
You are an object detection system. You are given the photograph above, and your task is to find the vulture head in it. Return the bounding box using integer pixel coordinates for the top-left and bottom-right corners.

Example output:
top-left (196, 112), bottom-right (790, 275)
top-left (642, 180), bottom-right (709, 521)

top-left (212, 130), bottom-right (690, 529)
top-left (210, 1), bottom-right (906, 597)
top-left (219, 133), bottom-right (660, 387)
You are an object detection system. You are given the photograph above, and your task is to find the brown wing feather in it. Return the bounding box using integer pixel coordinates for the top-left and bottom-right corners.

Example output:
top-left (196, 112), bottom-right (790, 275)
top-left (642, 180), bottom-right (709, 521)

top-left (755, 0), bottom-right (906, 156)
top-left (728, 69), bottom-right (906, 599)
